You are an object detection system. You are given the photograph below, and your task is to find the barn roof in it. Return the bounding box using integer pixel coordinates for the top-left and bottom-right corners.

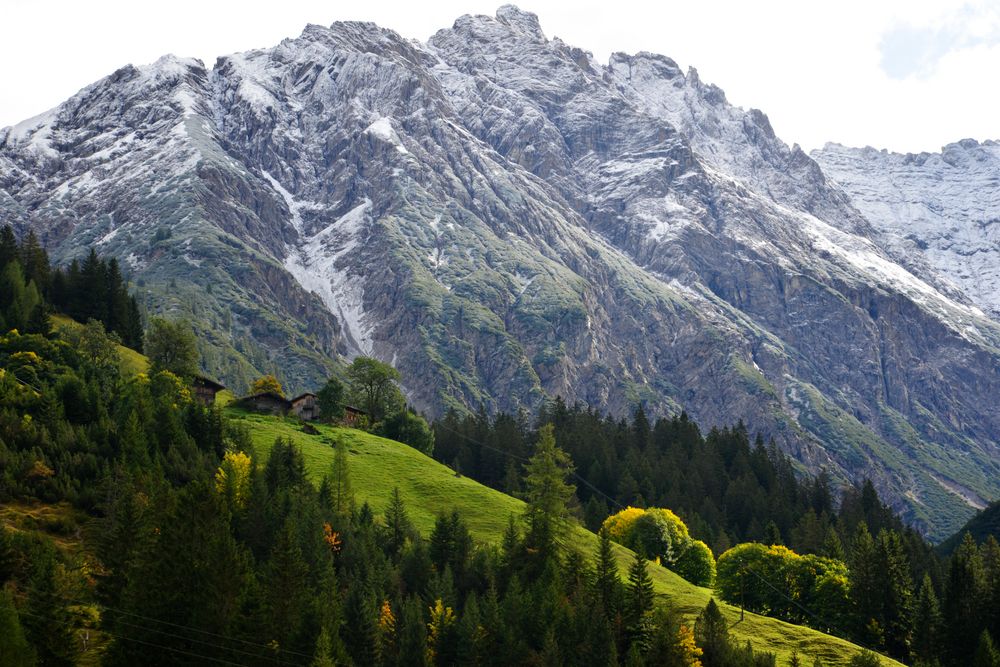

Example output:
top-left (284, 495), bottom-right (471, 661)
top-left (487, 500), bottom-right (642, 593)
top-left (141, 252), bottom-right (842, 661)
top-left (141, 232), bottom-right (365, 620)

top-left (237, 392), bottom-right (291, 407)
top-left (192, 374), bottom-right (226, 391)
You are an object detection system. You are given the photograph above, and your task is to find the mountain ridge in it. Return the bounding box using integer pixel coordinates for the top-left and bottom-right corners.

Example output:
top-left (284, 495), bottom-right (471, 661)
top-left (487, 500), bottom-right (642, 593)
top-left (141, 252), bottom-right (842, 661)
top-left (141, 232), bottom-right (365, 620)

top-left (2, 5), bottom-right (999, 539)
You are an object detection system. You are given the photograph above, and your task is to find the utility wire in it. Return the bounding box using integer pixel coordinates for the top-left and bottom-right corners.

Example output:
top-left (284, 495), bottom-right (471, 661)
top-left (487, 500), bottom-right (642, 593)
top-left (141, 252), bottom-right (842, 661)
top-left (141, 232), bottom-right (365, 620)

top-left (13, 582), bottom-right (307, 663)
top-left (16, 607), bottom-right (254, 667)
top-left (740, 565), bottom-right (891, 661)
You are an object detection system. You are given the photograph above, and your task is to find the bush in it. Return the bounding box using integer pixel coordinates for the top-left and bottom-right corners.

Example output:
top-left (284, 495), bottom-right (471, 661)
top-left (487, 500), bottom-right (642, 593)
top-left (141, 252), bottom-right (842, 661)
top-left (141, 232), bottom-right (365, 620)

top-left (674, 539), bottom-right (715, 587)
top-left (601, 506), bottom-right (715, 586)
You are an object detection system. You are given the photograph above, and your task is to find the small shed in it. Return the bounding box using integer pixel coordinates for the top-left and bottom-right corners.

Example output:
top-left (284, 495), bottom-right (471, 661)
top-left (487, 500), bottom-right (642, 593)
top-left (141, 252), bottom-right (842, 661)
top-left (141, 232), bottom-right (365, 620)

top-left (192, 375), bottom-right (226, 406)
top-left (235, 392), bottom-right (291, 415)
top-left (291, 392), bottom-right (319, 421)
top-left (343, 405), bottom-right (367, 427)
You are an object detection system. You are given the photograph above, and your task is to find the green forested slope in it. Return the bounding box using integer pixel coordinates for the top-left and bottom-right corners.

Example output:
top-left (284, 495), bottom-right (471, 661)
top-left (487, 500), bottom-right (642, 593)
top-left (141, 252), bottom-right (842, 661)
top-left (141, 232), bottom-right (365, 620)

top-left (236, 411), bottom-right (900, 667)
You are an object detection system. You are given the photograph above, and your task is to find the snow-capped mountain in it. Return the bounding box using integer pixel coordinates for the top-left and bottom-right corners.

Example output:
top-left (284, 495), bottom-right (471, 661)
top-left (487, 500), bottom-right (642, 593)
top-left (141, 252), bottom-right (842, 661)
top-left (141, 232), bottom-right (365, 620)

top-left (2, 6), bottom-right (999, 538)
top-left (813, 140), bottom-right (1000, 319)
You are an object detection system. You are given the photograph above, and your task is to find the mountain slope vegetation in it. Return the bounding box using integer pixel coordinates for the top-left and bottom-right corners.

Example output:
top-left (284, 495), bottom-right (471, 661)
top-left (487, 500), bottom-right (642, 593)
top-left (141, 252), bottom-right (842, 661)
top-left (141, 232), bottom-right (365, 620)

top-left (237, 410), bottom-right (901, 666)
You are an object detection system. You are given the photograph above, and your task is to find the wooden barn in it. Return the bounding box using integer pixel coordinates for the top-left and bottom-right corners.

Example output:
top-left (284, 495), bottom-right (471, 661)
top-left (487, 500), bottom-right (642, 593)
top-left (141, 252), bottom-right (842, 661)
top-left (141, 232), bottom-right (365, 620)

top-left (343, 405), bottom-right (367, 427)
top-left (192, 375), bottom-right (225, 406)
top-left (235, 392), bottom-right (291, 415)
top-left (291, 392), bottom-right (319, 421)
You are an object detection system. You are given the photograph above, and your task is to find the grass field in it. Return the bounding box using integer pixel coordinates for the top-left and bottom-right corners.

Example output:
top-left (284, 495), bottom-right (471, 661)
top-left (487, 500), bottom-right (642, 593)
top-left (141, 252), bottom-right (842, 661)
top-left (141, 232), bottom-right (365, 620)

top-left (233, 409), bottom-right (900, 667)
top-left (51, 314), bottom-right (150, 375)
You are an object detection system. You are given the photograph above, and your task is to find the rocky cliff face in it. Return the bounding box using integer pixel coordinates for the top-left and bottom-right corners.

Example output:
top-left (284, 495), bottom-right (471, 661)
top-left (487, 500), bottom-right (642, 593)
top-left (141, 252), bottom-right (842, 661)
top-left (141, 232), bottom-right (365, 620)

top-left (813, 140), bottom-right (1000, 319)
top-left (2, 6), bottom-right (999, 539)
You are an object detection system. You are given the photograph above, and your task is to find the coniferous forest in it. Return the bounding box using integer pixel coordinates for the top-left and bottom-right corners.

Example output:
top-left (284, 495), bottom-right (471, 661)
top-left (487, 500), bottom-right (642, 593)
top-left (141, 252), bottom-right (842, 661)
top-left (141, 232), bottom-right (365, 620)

top-left (1, 228), bottom-right (1000, 667)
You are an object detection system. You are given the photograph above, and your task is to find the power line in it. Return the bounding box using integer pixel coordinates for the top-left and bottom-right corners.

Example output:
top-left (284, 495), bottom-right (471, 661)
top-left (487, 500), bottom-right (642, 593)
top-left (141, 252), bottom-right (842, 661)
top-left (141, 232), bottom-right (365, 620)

top-left (16, 608), bottom-right (253, 667)
top-left (739, 565), bottom-right (891, 662)
top-left (14, 582), bottom-right (309, 663)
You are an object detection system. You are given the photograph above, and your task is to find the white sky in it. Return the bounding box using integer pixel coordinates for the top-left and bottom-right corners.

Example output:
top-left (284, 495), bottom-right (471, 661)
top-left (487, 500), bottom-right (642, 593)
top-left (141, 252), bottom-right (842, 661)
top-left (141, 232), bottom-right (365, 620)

top-left (2, 0), bottom-right (998, 153)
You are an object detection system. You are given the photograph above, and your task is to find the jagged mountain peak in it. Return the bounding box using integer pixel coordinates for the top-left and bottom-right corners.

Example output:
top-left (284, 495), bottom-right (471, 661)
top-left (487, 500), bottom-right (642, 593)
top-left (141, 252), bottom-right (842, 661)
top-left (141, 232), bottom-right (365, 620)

top-left (494, 4), bottom-right (545, 38)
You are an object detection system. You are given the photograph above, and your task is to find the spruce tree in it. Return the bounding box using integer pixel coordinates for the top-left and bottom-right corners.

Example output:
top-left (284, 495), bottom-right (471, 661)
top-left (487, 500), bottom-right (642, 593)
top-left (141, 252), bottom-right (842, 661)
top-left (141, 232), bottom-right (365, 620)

top-left (849, 523), bottom-right (882, 645)
top-left (625, 550), bottom-right (655, 655)
top-left (23, 550), bottom-right (77, 666)
top-left (80, 248), bottom-right (108, 323)
top-left (19, 230), bottom-right (50, 295)
top-left (311, 629), bottom-right (337, 667)
top-left (396, 595), bottom-right (428, 667)
top-left (0, 225), bottom-right (17, 271)
top-left (125, 295), bottom-right (144, 351)
top-left (0, 588), bottom-right (34, 667)
top-left (344, 583), bottom-right (379, 667)
top-left (912, 574), bottom-right (942, 665)
top-left (973, 630), bottom-right (1000, 667)
top-left (384, 486), bottom-right (413, 559)
top-left (876, 529), bottom-right (913, 660)
top-left (594, 527), bottom-right (621, 620)
top-left (326, 440), bottom-right (354, 519)
top-left (945, 533), bottom-right (986, 665)
top-left (522, 423), bottom-right (576, 562)
top-left (694, 598), bottom-right (731, 666)
top-left (263, 522), bottom-right (311, 652)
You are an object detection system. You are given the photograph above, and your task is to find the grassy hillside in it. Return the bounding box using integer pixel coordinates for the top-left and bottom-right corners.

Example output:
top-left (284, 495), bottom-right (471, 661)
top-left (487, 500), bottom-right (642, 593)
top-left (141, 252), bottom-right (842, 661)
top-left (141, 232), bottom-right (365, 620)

top-left (233, 410), bottom-right (901, 667)
top-left (51, 313), bottom-right (150, 375)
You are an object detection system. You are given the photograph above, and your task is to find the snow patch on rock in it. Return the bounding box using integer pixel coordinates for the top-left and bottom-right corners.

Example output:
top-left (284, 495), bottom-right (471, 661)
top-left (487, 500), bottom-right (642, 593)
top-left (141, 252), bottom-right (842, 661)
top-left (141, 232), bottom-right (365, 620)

top-left (283, 199), bottom-right (374, 356)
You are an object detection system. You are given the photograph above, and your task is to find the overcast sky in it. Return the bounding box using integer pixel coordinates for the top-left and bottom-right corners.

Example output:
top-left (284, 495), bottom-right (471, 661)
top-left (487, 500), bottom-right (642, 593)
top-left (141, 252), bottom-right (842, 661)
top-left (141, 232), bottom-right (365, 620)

top-left (2, 0), bottom-right (998, 153)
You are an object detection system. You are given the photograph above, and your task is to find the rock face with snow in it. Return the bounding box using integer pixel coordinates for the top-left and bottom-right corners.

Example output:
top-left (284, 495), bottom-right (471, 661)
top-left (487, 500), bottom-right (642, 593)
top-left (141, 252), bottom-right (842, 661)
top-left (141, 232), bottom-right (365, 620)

top-left (813, 140), bottom-right (1000, 319)
top-left (2, 6), bottom-right (999, 538)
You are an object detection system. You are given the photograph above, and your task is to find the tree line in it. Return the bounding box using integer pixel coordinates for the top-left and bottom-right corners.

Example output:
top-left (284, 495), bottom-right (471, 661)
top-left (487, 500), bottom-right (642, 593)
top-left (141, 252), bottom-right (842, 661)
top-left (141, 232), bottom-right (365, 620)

top-left (0, 226), bottom-right (143, 349)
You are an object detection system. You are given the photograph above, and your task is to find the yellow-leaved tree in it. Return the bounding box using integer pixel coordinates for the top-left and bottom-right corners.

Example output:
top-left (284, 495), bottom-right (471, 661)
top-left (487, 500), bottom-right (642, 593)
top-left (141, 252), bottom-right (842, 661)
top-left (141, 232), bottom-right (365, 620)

top-left (215, 451), bottom-right (252, 509)
top-left (601, 506), bottom-right (716, 587)
top-left (426, 598), bottom-right (455, 664)
top-left (677, 624), bottom-right (703, 666)
top-left (250, 374), bottom-right (284, 397)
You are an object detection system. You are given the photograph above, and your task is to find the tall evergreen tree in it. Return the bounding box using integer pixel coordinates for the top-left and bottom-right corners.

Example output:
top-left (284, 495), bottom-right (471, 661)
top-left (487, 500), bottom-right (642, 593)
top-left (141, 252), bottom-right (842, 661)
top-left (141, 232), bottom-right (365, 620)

top-left (694, 598), bottom-right (731, 666)
top-left (876, 529), bottom-right (913, 660)
top-left (23, 551), bottom-right (77, 667)
top-left (625, 550), bottom-right (655, 655)
top-left (849, 524), bottom-right (882, 646)
top-left (594, 528), bottom-right (621, 621)
top-left (323, 441), bottom-right (355, 519)
top-left (396, 595), bottom-right (428, 667)
top-left (0, 588), bottom-right (35, 667)
top-left (263, 522), bottom-right (311, 652)
top-left (343, 583), bottom-right (379, 667)
top-left (522, 423), bottom-right (576, 562)
top-left (384, 486), bottom-right (414, 559)
top-left (944, 533), bottom-right (986, 666)
top-left (912, 574), bottom-right (942, 665)
top-left (0, 225), bottom-right (18, 270)
top-left (19, 230), bottom-right (50, 295)
top-left (974, 631), bottom-right (1000, 667)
